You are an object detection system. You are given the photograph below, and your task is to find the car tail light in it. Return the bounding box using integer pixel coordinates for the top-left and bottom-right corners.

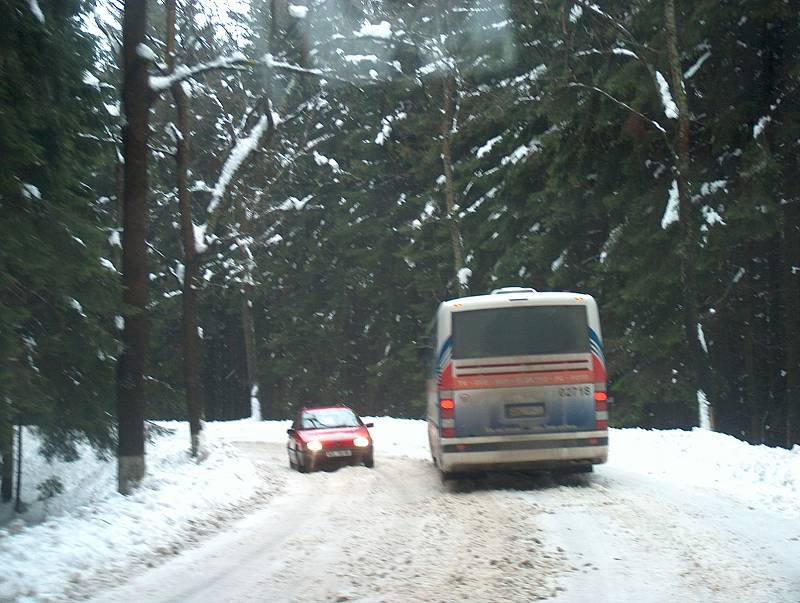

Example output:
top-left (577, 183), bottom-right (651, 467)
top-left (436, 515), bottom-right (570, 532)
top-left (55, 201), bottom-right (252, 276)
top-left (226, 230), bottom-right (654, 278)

top-left (595, 386), bottom-right (608, 430)
top-left (440, 398), bottom-right (455, 438)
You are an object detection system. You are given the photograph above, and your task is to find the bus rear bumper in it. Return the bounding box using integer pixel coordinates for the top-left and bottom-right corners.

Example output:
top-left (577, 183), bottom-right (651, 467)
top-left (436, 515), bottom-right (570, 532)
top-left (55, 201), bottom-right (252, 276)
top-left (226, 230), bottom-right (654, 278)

top-left (437, 431), bottom-right (608, 473)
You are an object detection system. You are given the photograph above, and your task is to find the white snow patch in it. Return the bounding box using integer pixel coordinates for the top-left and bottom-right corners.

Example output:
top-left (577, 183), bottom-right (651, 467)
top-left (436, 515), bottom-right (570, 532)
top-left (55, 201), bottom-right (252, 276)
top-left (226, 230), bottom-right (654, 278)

top-left (612, 47), bottom-right (638, 59)
top-left (702, 205), bottom-right (726, 226)
top-left (136, 43), bottom-right (158, 62)
top-left (250, 385), bottom-right (261, 420)
top-left (193, 222), bottom-right (208, 253)
top-left (457, 267), bottom-right (472, 288)
top-left (313, 150), bottom-right (341, 173)
top-left (20, 183), bottom-right (41, 200)
top-left (661, 179), bottom-right (680, 229)
top-left (344, 54), bottom-right (378, 64)
top-left (684, 50), bottom-right (711, 79)
top-left (551, 249), bottom-right (567, 272)
top-left (501, 140), bottom-right (540, 166)
top-left (82, 71), bottom-right (100, 89)
top-left (354, 20), bottom-right (392, 40)
top-left (476, 135), bottom-right (502, 158)
top-left (28, 0), bottom-right (44, 23)
top-left (568, 5), bottom-right (583, 22)
top-left (697, 322), bottom-right (708, 354)
top-left (67, 297), bottom-right (86, 317)
top-left (698, 390), bottom-right (711, 430)
top-left (288, 4), bottom-right (308, 18)
top-left (700, 180), bottom-right (727, 196)
top-left (99, 257), bottom-right (117, 272)
top-left (655, 71), bottom-right (679, 119)
top-left (753, 116), bottom-right (771, 139)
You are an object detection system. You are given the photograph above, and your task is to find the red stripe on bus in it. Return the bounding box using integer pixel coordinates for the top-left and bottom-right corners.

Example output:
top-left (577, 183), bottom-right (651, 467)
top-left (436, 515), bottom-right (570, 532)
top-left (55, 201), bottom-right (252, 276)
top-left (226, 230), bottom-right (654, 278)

top-left (448, 370), bottom-right (594, 390)
top-left (457, 359), bottom-right (589, 370)
top-left (457, 367), bottom-right (589, 378)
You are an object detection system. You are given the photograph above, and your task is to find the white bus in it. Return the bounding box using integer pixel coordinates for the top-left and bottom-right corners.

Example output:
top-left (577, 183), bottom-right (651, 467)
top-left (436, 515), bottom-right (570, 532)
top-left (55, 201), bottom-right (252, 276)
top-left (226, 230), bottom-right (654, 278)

top-left (426, 287), bottom-right (608, 476)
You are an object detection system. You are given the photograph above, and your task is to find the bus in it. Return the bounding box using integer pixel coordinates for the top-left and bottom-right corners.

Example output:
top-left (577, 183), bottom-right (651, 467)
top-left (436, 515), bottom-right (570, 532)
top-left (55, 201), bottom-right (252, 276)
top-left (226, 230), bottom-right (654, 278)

top-left (426, 287), bottom-right (608, 476)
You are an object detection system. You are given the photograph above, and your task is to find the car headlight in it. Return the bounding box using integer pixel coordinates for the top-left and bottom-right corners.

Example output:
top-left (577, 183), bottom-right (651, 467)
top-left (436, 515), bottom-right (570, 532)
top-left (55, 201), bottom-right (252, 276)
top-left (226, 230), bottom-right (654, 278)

top-left (353, 436), bottom-right (370, 448)
top-left (306, 440), bottom-right (323, 452)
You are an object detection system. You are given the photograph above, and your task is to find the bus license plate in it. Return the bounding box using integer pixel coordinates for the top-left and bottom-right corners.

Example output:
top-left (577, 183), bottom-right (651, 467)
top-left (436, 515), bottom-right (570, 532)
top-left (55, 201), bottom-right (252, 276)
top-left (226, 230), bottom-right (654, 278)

top-left (325, 450), bottom-right (352, 458)
top-left (506, 403), bottom-right (545, 418)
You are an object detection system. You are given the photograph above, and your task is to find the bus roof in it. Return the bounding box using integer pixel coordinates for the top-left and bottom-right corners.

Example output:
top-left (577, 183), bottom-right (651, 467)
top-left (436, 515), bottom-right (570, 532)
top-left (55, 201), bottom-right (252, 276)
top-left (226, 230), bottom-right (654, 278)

top-left (439, 290), bottom-right (595, 313)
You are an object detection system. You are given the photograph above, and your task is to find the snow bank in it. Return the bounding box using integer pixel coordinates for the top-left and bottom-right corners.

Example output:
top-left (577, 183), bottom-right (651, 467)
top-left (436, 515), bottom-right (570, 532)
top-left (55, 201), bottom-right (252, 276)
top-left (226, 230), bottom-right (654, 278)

top-left (0, 423), bottom-right (265, 603)
top-left (609, 427), bottom-right (800, 518)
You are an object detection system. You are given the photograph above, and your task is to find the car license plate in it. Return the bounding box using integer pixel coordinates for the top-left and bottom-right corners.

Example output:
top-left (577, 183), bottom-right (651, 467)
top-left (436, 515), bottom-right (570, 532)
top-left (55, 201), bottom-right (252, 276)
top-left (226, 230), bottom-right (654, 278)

top-left (325, 450), bottom-right (352, 458)
top-left (506, 403), bottom-right (545, 418)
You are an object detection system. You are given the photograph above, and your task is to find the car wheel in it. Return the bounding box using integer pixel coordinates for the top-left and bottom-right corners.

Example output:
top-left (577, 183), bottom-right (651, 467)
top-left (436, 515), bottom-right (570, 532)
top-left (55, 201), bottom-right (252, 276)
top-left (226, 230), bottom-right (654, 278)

top-left (364, 451), bottom-right (374, 468)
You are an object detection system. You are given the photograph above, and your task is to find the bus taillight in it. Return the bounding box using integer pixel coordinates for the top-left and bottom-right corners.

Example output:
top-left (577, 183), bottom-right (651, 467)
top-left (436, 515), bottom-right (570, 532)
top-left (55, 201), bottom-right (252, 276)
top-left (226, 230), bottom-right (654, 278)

top-left (440, 398), bottom-right (456, 438)
top-left (595, 389), bottom-right (609, 430)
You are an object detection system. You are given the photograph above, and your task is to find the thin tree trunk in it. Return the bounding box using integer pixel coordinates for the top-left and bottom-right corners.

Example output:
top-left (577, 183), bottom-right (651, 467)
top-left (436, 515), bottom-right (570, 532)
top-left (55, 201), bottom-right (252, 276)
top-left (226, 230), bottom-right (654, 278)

top-left (743, 248), bottom-right (761, 443)
top-left (664, 0), bottom-right (714, 429)
top-left (1, 418), bottom-right (12, 503)
top-left (783, 194), bottom-right (800, 446)
top-left (117, 0), bottom-right (150, 494)
top-left (14, 422), bottom-right (22, 512)
top-left (441, 71), bottom-right (465, 296)
top-left (242, 280), bottom-right (260, 419)
top-left (166, 0), bottom-right (204, 457)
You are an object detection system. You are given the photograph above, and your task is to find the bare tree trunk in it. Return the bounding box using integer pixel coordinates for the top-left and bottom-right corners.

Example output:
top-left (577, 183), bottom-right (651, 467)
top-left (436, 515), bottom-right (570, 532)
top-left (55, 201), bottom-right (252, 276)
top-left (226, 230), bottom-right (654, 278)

top-left (664, 0), bottom-right (714, 429)
top-left (1, 418), bottom-right (12, 503)
top-left (242, 280), bottom-right (260, 419)
top-left (14, 422), bottom-right (22, 512)
top-left (783, 192), bottom-right (800, 446)
top-left (441, 71), bottom-right (465, 296)
top-left (743, 248), bottom-right (761, 443)
top-left (117, 0), bottom-right (150, 494)
top-left (166, 0), bottom-right (205, 457)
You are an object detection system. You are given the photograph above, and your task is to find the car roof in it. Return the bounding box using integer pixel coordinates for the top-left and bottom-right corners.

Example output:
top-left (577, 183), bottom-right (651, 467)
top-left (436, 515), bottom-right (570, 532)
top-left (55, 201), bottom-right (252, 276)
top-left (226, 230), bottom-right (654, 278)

top-left (299, 405), bottom-right (354, 413)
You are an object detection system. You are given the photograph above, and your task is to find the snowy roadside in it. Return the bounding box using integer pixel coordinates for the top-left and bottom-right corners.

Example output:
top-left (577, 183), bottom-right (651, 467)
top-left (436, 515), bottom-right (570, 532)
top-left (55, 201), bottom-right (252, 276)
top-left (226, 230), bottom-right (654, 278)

top-left (0, 423), bottom-right (280, 603)
top-left (0, 417), bottom-right (798, 603)
top-left (608, 427), bottom-right (800, 519)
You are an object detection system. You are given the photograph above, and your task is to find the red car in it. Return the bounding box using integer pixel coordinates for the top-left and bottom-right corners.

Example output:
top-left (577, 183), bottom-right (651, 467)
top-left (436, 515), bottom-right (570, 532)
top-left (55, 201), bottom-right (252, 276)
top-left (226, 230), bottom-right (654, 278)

top-left (286, 406), bottom-right (374, 472)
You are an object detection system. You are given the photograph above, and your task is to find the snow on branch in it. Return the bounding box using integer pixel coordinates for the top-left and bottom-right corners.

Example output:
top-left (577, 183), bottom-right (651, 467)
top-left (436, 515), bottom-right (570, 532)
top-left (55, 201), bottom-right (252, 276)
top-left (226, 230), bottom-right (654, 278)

top-left (150, 52), bottom-right (252, 91)
top-left (262, 53), bottom-right (324, 77)
top-left (568, 82), bottom-right (667, 135)
top-left (654, 71), bottom-right (679, 119)
top-left (28, 0), bottom-right (44, 23)
top-left (208, 107), bottom-right (276, 216)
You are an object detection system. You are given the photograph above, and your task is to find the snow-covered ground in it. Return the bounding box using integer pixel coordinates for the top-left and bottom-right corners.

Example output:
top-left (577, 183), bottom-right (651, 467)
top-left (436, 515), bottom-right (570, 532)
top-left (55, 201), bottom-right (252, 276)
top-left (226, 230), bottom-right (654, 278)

top-left (1, 419), bottom-right (798, 602)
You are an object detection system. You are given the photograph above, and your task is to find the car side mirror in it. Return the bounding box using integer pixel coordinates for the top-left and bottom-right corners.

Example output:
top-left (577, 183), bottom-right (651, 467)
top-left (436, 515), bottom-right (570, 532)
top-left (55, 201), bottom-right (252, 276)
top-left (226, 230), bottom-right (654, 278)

top-left (365, 422), bottom-right (374, 428)
top-left (287, 428), bottom-right (296, 436)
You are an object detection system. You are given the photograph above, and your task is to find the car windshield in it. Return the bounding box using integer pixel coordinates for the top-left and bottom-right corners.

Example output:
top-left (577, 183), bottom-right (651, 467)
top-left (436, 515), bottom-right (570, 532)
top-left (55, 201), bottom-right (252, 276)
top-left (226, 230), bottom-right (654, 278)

top-left (301, 409), bottom-right (360, 429)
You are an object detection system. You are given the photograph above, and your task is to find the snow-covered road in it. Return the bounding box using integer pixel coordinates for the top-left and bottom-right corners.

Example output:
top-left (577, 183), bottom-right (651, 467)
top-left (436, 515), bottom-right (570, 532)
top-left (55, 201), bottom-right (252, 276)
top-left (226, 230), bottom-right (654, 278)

top-left (89, 439), bottom-right (800, 603)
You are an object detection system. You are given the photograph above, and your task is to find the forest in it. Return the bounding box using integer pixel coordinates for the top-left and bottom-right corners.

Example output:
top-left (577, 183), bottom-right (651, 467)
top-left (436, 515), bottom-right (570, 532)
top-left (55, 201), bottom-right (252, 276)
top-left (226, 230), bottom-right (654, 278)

top-left (1, 0), bottom-right (799, 496)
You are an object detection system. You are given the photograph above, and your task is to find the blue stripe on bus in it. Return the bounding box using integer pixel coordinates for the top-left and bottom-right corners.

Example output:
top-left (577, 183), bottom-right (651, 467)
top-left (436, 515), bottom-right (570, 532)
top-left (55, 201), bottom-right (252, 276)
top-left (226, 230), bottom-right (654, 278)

top-left (588, 328), bottom-right (605, 365)
top-left (437, 336), bottom-right (452, 370)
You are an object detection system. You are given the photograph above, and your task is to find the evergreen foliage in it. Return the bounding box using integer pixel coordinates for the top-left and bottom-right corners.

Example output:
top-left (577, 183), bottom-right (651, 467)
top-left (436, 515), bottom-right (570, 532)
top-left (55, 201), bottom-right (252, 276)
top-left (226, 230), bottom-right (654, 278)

top-left (4, 0), bottom-right (800, 499)
top-left (1, 0), bottom-right (120, 493)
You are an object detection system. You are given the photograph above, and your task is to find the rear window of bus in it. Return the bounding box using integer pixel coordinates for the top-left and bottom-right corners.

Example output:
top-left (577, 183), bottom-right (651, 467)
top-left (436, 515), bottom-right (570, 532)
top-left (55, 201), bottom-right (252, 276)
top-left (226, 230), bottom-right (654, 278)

top-left (451, 305), bottom-right (589, 359)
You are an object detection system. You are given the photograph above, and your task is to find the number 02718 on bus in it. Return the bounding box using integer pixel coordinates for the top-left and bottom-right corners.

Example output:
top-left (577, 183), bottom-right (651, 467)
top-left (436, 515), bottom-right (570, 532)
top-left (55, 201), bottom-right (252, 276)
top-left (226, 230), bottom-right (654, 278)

top-left (425, 287), bottom-right (609, 476)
